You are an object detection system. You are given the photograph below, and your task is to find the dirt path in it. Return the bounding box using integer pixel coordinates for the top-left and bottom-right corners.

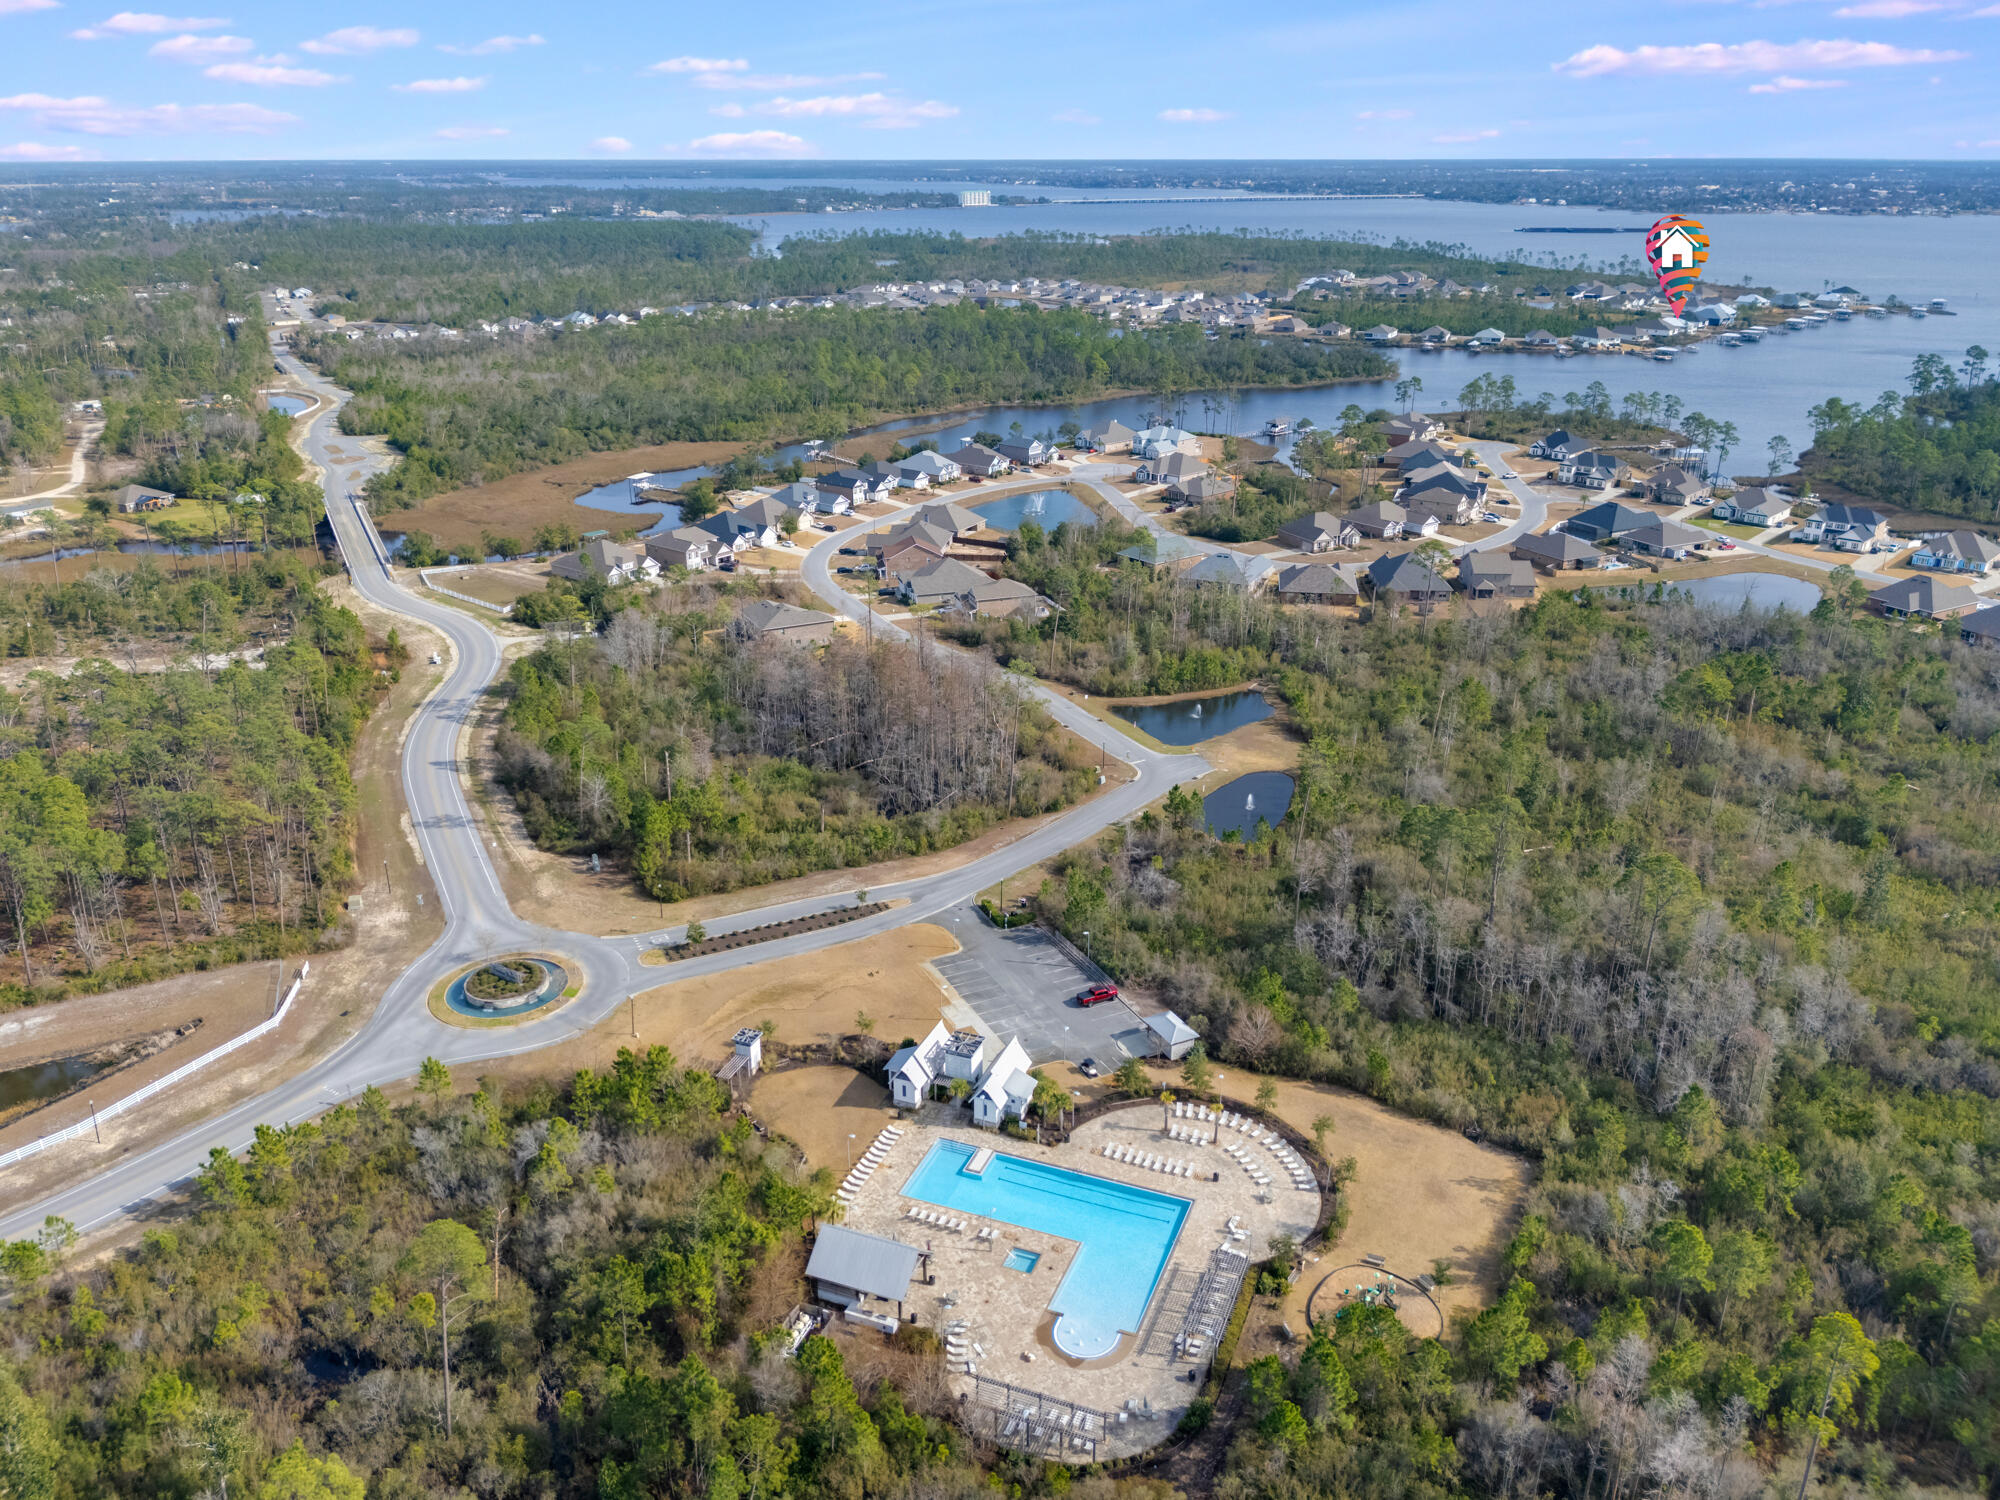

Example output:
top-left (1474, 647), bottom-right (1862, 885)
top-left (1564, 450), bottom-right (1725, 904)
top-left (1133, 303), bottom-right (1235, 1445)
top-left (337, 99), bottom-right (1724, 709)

top-left (0, 578), bottom-right (450, 1213)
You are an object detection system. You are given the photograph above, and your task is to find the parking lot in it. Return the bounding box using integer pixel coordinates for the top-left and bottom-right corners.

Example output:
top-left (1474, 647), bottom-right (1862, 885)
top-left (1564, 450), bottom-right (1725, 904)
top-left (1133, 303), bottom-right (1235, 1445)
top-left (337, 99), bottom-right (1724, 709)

top-left (930, 901), bottom-right (1155, 1069)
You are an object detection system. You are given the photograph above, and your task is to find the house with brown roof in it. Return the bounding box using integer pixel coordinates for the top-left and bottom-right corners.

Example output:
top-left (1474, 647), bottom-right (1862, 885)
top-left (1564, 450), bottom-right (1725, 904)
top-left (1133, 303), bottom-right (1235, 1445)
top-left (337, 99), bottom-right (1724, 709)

top-left (734, 599), bottom-right (838, 644)
top-left (893, 556), bottom-right (991, 606)
top-left (953, 575), bottom-right (1049, 620)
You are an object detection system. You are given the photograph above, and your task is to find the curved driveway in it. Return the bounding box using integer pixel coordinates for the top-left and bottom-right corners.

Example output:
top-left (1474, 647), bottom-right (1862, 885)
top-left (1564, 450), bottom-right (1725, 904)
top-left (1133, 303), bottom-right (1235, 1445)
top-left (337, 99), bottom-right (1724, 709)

top-left (0, 364), bottom-right (1207, 1241)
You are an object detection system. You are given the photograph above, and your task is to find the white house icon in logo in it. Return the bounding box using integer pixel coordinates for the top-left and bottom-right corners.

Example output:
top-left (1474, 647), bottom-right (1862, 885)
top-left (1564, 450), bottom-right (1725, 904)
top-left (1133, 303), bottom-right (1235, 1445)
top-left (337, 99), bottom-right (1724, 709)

top-left (1655, 225), bottom-right (1701, 270)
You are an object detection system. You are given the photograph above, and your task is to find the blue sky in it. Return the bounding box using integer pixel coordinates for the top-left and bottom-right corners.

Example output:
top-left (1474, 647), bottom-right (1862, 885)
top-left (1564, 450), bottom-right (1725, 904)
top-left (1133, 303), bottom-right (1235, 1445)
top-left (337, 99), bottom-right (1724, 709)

top-left (1, 0), bottom-right (1997, 162)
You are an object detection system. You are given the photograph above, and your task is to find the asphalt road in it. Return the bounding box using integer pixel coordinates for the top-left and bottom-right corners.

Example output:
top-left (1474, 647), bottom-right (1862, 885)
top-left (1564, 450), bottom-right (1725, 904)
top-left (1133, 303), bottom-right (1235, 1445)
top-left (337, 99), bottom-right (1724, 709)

top-left (0, 363), bottom-right (1211, 1241)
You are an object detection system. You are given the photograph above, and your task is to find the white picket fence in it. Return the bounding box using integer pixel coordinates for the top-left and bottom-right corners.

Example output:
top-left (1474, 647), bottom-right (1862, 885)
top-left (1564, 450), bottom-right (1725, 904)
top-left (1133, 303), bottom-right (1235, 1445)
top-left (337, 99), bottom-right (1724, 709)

top-left (419, 567), bottom-right (514, 615)
top-left (0, 963), bottom-right (308, 1173)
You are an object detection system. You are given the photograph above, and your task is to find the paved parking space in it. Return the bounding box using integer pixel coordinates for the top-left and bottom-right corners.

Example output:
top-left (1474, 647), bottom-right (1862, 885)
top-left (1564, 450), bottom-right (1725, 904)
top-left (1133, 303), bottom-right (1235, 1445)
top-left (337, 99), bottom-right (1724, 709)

top-left (932, 903), bottom-right (1152, 1067)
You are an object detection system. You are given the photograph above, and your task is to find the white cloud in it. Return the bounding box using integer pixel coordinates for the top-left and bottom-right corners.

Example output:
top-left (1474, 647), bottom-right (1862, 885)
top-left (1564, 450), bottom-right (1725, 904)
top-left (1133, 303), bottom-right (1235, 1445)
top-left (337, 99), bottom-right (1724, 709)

top-left (3, 0), bottom-right (63, 14)
top-left (300, 24), bottom-right (417, 54)
top-left (147, 30), bottom-right (249, 60)
top-left (0, 140), bottom-right (100, 158)
top-left (1355, 108), bottom-right (1413, 119)
top-left (1158, 106), bottom-right (1230, 123)
top-left (744, 92), bottom-right (956, 128)
top-left (204, 59), bottom-right (340, 85)
top-left (591, 135), bottom-right (632, 152)
top-left (70, 11), bottom-right (227, 36)
top-left (676, 128), bottom-right (812, 156)
top-left (438, 33), bottom-right (541, 55)
top-left (434, 124), bottom-right (506, 139)
top-left (1555, 38), bottom-right (1965, 76)
top-left (1052, 107), bottom-right (1100, 125)
top-left (393, 75), bottom-right (485, 93)
top-left (1835, 0), bottom-right (1946, 13)
top-left (647, 55), bottom-right (747, 73)
top-left (1434, 127), bottom-right (1502, 142)
top-left (1970, 3), bottom-right (2000, 14)
top-left (1748, 72), bottom-right (1849, 89)
top-left (0, 91), bottom-right (297, 133)
top-left (689, 70), bottom-right (883, 90)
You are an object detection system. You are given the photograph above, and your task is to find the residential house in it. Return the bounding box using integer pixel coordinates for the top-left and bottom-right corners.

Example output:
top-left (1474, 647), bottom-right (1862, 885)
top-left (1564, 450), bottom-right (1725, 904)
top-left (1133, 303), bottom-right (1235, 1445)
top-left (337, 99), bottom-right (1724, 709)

top-left (1556, 450), bottom-right (1630, 490)
top-left (114, 484), bottom-right (175, 513)
top-left (1137, 450), bottom-right (1210, 487)
top-left (1385, 438), bottom-right (1457, 470)
top-left (896, 449), bottom-right (963, 487)
top-left (995, 438), bottom-right (1053, 468)
top-left (1077, 419), bottom-right (1136, 454)
top-left (697, 508), bottom-right (783, 553)
top-left (1349, 501), bottom-right (1435, 540)
top-left (1366, 552), bottom-right (1453, 613)
top-left (1273, 562), bottom-right (1360, 605)
top-left (552, 538), bottom-right (658, 584)
top-left (770, 480), bottom-right (844, 516)
top-left (803, 1224), bottom-right (923, 1319)
top-left (1868, 574), bottom-right (1983, 621)
top-left (1402, 490), bottom-right (1476, 529)
top-left (1572, 326), bottom-right (1624, 350)
top-left (1646, 465), bottom-right (1708, 506)
top-left (1528, 429), bottom-right (1579, 460)
top-left (1959, 605), bottom-right (2000, 647)
top-left (734, 494), bottom-right (798, 536)
top-left (817, 470), bottom-right (893, 507)
top-left (864, 457), bottom-right (926, 492)
top-left (644, 529), bottom-right (712, 572)
top-left (1522, 330), bottom-right (1561, 348)
top-left (1458, 553), bottom-right (1536, 599)
top-left (1417, 325), bottom-right (1453, 346)
top-left (1275, 511), bottom-right (1360, 554)
top-left (875, 532), bottom-right (946, 577)
top-left (954, 575), bottom-right (1049, 620)
top-left (1384, 412), bottom-right (1444, 444)
top-left (894, 556), bottom-right (991, 606)
top-left (1131, 425), bottom-right (1202, 462)
top-left (1512, 530), bottom-right (1605, 572)
top-left (1183, 551), bottom-right (1272, 591)
top-left (912, 500), bottom-right (985, 537)
top-left (1145, 1012), bottom-right (1200, 1062)
top-left (1624, 517), bottom-right (1710, 560)
top-left (1710, 487), bottom-right (1790, 527)
top-left (1469, 327), bottom-right (1507, 346)
top-left (1362, 324), bottom-right (1401, 345)
top-left (869, 518), bottom-right (955, 562)
top-left (1796, 503), bottom-right (1893, 552)
top-left (952, 442), bottom-right (1011, 478)
top-left (1169, 472), bottom-right (1236, 508)
top-left (1911, 531), bottom-right (2000, 576)
top-left (1564, 501), bottom-right (1654, 542)
top-left (733, 598), bottom-right (837, 645)
top-left (1686, 302), bottom-right (1737, 326)
top-left (1399, 460), bottom-right (1486, 502)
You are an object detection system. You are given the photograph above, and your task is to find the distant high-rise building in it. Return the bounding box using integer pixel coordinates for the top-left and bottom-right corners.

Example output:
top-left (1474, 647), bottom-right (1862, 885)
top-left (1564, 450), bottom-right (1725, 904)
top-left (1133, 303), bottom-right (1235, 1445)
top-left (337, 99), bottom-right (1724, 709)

top-left (958, 189), bottom-right (992, 207)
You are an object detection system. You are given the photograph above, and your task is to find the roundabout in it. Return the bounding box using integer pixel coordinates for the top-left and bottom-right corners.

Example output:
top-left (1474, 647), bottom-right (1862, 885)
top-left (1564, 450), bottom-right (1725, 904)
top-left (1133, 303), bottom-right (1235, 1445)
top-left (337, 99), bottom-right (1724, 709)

top-left (434, 956), bottom-right (573, 1026)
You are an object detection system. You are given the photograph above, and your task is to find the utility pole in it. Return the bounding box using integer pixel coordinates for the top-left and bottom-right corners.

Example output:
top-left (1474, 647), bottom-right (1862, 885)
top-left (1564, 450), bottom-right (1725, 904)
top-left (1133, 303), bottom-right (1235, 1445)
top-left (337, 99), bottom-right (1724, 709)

top-left (383, 857), bottom-right (391, 894)
top-left (89, 1100), bottom-right (100, 1143)
top-left (629, 992), bottom-right (638, 1038)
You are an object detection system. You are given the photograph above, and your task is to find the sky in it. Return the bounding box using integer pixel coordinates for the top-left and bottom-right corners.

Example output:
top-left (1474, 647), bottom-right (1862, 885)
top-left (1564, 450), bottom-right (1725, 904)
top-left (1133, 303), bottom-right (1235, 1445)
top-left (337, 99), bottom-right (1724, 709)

top-left (1, 0), bottom-right (1997, 162)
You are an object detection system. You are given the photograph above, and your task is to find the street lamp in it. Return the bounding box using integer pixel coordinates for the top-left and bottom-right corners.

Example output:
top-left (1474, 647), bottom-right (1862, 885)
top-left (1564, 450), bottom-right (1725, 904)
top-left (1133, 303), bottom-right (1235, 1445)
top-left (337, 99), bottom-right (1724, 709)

top-left (1083, 930), bottom-right (1092, 964)
top-left (846, 1133), bottom-right (856, 1170)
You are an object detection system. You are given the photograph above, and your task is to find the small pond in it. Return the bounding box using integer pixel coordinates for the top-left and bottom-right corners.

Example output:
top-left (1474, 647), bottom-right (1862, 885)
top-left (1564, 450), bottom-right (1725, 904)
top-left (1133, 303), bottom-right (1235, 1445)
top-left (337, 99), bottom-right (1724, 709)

top-left (0, 1054), bottom-right (108, 1114)
top-left (1114, 689), bottom-right (1274, 746)
top-left (263, 392), bottom-right (312, 417)
top-left (970, 488), bottom-right (1098, 534)
top-left (1203, 771), bottom-right (1295, 840)
top-left (1595, 572), bottom-right (1822, 612)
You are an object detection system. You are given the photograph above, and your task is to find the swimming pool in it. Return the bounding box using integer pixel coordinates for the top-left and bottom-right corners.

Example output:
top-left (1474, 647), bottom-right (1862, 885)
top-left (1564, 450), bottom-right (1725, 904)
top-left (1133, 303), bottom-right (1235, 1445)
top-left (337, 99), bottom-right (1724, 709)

top-left (899, 1138), bottom-right (1189, 1359)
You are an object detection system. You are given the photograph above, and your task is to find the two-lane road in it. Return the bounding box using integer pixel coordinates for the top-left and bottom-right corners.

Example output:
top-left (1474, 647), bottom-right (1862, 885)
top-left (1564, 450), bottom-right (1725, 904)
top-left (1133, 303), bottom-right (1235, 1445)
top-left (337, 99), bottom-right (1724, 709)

top-left (0, 363), bottom-right (1209, 1242)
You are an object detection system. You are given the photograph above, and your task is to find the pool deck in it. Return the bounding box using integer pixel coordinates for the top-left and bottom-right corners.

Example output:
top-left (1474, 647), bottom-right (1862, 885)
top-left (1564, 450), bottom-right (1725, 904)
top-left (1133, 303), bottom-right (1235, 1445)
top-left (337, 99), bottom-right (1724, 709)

top-left (833, 1103), bottom-right (1320, 1458)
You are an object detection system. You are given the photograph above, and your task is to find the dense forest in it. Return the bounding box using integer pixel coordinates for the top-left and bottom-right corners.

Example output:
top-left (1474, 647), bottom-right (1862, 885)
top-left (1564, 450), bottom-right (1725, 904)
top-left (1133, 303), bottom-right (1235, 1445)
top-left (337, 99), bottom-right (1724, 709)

top-left (1804, 349), bottom-right (2000, 521)
top-left (325, 304), bottom-right (1388, 507)
top-left (0, 572), bottom-right (394, 1006)
top-left (494, 580), bottom-right (1097, 901)
top-left (948, 521), bottom-right (2000, 1492)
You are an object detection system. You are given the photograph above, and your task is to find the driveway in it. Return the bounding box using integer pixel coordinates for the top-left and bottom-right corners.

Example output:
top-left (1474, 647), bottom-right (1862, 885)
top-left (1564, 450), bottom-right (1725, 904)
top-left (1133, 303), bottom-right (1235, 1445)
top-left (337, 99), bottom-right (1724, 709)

top-left (1457, 440), bottom-right (1552, 556)
top-left (932, 902), bottom-right (1154, 1068)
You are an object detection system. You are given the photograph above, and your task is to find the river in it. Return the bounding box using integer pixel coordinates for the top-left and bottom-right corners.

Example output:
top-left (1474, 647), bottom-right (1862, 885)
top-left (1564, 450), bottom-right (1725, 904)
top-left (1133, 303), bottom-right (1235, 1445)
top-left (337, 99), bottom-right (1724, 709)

top-left (721, 191), bottom-right (1994, 476)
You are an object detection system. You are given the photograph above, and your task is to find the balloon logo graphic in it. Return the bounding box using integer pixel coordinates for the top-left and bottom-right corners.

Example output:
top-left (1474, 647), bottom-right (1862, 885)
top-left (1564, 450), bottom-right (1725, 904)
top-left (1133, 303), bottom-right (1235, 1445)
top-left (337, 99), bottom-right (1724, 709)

top-left (1645, 215), bottom-right (1710, 317)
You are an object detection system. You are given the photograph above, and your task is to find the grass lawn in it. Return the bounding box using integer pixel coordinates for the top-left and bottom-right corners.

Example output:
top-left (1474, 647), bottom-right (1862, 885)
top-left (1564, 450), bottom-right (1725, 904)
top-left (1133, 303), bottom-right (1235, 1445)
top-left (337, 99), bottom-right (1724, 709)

top-left (1686, 513), bottom-right (1762, 540)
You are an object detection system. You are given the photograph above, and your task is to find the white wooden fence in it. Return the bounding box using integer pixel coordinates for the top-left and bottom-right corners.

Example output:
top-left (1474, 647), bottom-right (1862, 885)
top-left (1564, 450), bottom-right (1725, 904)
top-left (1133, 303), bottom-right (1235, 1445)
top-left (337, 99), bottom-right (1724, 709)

top-left (0, 964), bottom-right (307, 1173)
top-left (419, 567), bottom-right (514, 615)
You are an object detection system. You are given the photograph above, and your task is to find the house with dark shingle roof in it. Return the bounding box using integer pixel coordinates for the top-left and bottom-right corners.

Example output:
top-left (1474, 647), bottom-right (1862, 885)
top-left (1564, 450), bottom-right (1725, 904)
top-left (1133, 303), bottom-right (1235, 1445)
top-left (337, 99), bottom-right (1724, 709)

top-left (1273, 562), bottom-right (1360, 604)
top-left (894, 556), bottom-right (990, 606)
top-left (1959, 605), bottom-right (2000, 647)
top-left (1911, 530), bottom-right (2000, 576)
top-left (1564, 501), bottom-right (1653, 542)
top-left (1366, 552), bottom-right (1452, 613)
top-left (1275, 511), bottom-right (1359, 554)
top-left (1458, 553), bottom-right (1535, 599)
top-left (1512, 530), bottom-right (1605, 572)
top-left (1868, 574), bottom-right (1983, 621)
top-left (734, 599), bottom-right (837, 644)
